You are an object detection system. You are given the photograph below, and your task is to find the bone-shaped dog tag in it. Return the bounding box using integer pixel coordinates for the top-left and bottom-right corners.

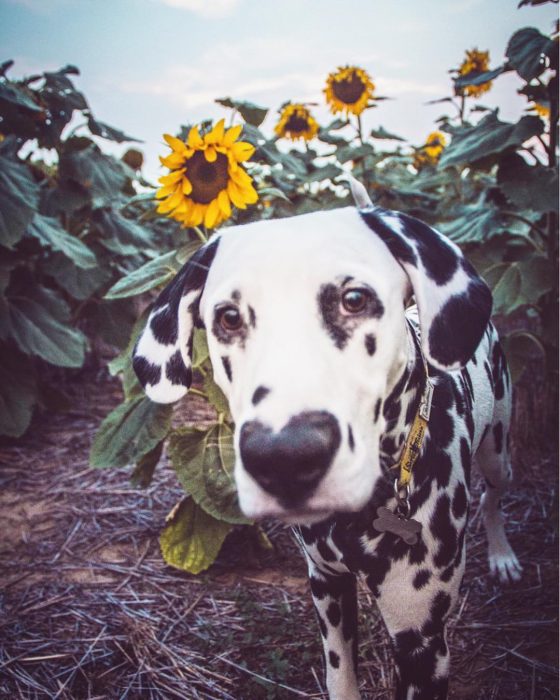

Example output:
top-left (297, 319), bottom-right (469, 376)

top-left (373, 507), bottom-right (422, 545)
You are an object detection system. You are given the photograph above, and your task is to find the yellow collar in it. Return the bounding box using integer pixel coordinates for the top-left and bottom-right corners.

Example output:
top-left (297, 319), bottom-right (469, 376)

top-left (396, 372), bottom-right (433, 488)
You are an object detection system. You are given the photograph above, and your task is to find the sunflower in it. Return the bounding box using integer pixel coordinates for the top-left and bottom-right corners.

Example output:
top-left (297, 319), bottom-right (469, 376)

top-left (414, 131), bottom-right (447, 169)
top-left (156, 119), bottom-right (258, 229)
top-left (457, 49), bottom-right (493, 98)
top-left (274, 103), bottom-right (319, 141)
top-left (324, 66), bottom-right (375, 116)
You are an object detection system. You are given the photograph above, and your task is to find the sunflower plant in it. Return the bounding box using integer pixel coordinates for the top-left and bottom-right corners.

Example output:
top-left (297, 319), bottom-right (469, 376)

top-left (156, 119), bottom-right (258, 230)
top-left (274, 103), bottom-right (319, 142)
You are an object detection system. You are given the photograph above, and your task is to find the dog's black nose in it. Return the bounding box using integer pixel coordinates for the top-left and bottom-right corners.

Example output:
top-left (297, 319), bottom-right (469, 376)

top-left (239, 411), bottom-right (341, 507)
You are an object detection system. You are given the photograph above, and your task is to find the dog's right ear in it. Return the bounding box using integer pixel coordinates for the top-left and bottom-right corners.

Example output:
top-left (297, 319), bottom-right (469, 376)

top-left (132, 238), bottom-right (220, 403)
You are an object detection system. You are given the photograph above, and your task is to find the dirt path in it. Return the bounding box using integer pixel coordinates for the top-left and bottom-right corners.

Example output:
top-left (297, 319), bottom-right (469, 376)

top-left (0, 369), bottom-right (557, 699)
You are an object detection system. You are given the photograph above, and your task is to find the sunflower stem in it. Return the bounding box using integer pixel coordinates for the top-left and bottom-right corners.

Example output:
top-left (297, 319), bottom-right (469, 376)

top-left (356, 114), bottom-right (365, 145)
top-left (193, 226), bottom-right (208, 243)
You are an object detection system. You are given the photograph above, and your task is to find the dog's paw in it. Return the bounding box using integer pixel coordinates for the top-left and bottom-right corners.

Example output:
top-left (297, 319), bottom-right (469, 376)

top-left (489, 548), bottom-right (522, 583)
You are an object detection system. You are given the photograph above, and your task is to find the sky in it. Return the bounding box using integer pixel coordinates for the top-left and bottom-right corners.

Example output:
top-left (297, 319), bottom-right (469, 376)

top-left (0, 0), bottom-right (557, 183)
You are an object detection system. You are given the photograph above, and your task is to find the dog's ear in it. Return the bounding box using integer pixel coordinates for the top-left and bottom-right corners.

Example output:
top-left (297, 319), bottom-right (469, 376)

top-left (360, 207), bottom-right (492, 371)
top-left (132, 238), bottom-right (220, 403)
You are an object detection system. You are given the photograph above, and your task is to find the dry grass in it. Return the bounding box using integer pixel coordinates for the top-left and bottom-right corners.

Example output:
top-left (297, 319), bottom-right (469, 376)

top-left (0, 367), bottom-right (557, 699)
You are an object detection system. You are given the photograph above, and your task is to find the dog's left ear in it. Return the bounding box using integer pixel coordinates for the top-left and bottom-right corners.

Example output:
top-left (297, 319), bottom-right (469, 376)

top-left (359, 206), bottom-right (492, 371)
top-left (132, 238), bottom-right (220, 403)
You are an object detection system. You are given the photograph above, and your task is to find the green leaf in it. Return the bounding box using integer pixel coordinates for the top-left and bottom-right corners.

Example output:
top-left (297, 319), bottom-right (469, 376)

top-left (95, 207), bottom-right (154, 254)
top-left (43, 252), bottom-right (112, 300)
top-left (497, 153), bottom-right (558, 213)
top-left (439, 111), bottom-right (543, 169)
top-left (0, 344), bottom-right (38, 437)
top-left (27, 214), bottom-right (97, 268)
top-left (203, 371), bottom-right (230, 416)
top-left (485, 262), bottom-right (522, 314)
top-left (131, 440), bottom-right (164, 488)
top-left (336, 143), bottom-right (374, 164)
top-left (104, 249), bottom-right (178, 299)
top-left (0, 284), bottom-right (87, 367)
top-left (502, 331), bottom-right (545, 383)
top-left (439, 206), bottom-right (505, 244)
top-left (90, 395), bottom-right (173, 468)
top-left (160, 496), bottom-right (233, 575)
top-left (506, 27), bottom-right (555, 82)
top-left (454, 65), bottom-right (506, 91)
top-left (84, 297), bottom-right (137, 349)
top-left (59, 144), bottom-right (129, 207)
top-left (168, 423), bottom-right (251, 525)
top-left (370, 125), bottom-right (406, 141)
top-left (215, 97), bottom-right (268, 127)
top-left (87, 115), bottom-right (142, 143)
top-left (0, 147), bottom-right (40, 248)
top-left (484, 254), bottom-right (554, 314)
top-left (192, 327), bottom-right (209, 369)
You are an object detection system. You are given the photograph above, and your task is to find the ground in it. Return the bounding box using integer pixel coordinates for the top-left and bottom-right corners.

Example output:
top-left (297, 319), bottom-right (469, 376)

top-left (0, 366), bottom-right (558, 700)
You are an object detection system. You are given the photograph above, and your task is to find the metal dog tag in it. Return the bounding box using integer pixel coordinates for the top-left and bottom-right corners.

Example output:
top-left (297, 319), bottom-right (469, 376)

top-left (373, 507), bottom-right (422, 545)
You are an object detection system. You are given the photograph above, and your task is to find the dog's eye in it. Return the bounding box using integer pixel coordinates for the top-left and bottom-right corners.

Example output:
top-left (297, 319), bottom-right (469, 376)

top-left (216, 305), bottom-right (243, 332)
top-left (341, 288), bottom-right (369, 314)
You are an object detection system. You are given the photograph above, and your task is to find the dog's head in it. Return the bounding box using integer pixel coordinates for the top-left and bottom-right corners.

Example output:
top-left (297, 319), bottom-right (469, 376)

top-left (133, 189), bottom-right (491, 523)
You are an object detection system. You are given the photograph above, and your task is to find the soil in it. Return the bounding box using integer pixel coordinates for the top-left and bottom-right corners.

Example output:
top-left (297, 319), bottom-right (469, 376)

top-left (0, 365), bottom-right (557, 700)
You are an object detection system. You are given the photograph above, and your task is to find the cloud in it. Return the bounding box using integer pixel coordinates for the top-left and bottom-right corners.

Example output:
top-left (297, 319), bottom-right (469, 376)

top-left (156, 0), bottom-right (243, 18)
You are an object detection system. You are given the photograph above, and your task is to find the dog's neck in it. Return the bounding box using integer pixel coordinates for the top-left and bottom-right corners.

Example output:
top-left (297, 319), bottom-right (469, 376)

top-left (378, 317), bottom-right (426, 476)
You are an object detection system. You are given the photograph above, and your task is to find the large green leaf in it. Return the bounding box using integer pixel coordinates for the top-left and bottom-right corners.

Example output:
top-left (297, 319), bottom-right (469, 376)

top-left (59, 144), bottom-right (129, 207)
top-left (160, 496), bottom-right (233, 575)
top-left (43, 252), bottom-right (112, 300)
top-left (454, 66), bottom-right (506, 92)
top-left (215, 97), bottom-right (268, 127)
top-left (169, 423), bottom-right (251, 525)
top-left (131, 440), bottom-right (164, 488)
top-left (0, 284), bottom-right (87, 367)
top-left (370, 125), bottom-right (406, 141)
top-left (439, 206), bottom-right (505, 244)
top-left (84, 297), bottom-right (137, 349)
top-left (0, 147), bottom-right (40, 248)
top-left (90, 395), bottom-right (173, 468)
top-left (502, 331), bottom-right (545, 383)
top-left (484, 254), bottom-right (554, 314)
top-left (87, 115), bottom-right (142, 143)
top-left (27, 214), bottom-right (97, 269)
top-left (95, 207), bottom-right (154, 252)
top-left (506, 27), bottom-right (555, 82)
top-left (439, 112), bottom-right (543, 169)
top-left (497, 153), bottom-right (558, 213)
top-left (0, 344), bottom-right (38, 437)
top-left (104, 250), bottom-right (178, 299)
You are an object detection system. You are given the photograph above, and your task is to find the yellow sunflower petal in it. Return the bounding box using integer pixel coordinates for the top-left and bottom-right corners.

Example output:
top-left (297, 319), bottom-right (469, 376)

top-left (204, 198), bottom-right (220, 229)
top-left (160, 152), bottom-right (185, 169)
top-left (231, 167), bottom-right (253, 187)
top-left (189, 203), bottom-right (205, 227)
top-left (231, 141), bottom-right (255, 162)
top-left (227, 181), bottom-right (248, 209)
top-left (158, 169), bottom-right (185, 186)
top-left (163, 134), bottom-right (188, 155)
top-left (217, 189), bottom-right (232, 218)
top-left (205, 146), bottom-right (217, 163)
top-left (182, 177), bottom-right (193, 195)
top-left (156, 183), bottom-right (179, 199)
top-left (223, 124), bottom-right (243, 146)
top-left (187, 125), bottom-right (204, 149)
top-left (238, 182), bottom-right (258, 204)
top-left (206, 118), bottom-right (225, 145)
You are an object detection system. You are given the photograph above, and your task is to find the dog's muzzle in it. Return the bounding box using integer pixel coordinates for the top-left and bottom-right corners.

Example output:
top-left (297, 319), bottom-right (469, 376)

top-left (239, 411), bottom-right (341, 508)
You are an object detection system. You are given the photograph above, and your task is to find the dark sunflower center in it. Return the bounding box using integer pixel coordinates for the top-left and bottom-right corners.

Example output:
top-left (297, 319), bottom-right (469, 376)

top-left (188, 151), bottom-right (229, 204)
top-left (285, 114), bottom-right (309, 133)
top-left (332, 73), bottom-right (366, 105)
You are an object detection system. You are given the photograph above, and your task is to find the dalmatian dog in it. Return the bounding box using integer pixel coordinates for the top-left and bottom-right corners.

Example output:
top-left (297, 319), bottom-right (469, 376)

top-left (132, 181), bottom-right (521, 700)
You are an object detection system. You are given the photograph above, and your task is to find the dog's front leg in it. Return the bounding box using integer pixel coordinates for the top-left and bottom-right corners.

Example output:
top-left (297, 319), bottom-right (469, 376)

top-left (307, 565), bottom-right (361, 700)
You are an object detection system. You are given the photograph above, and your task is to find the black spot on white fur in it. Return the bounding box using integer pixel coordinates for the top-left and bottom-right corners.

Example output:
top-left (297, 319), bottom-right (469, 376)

top-left (133, 356), bottom-right (161, 386)
top-left (252, 386), bottom-right (270, 406)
